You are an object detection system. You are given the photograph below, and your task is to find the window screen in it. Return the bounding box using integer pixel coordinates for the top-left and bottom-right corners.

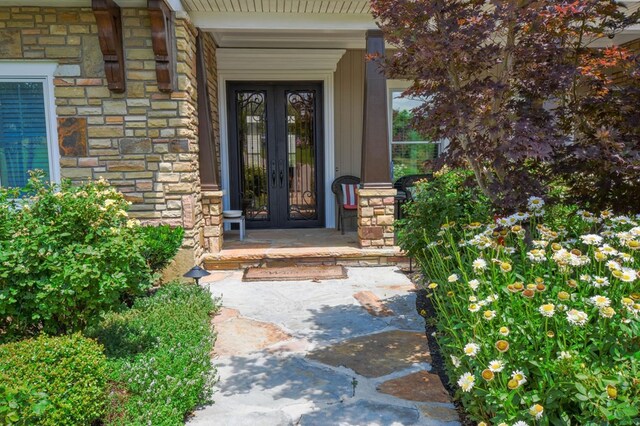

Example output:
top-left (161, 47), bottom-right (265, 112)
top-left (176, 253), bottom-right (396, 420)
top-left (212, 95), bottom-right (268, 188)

top-left (0, 81), bottom-right (50, 188)
top-left (390, 90), bottom-right (440, 182)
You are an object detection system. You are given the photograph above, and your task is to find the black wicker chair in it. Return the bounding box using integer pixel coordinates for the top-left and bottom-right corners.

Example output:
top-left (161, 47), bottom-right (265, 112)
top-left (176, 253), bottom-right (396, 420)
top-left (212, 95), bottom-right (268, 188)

top-left (393, 173), bottom-right (432, 219)
top-left (331, 175), bottom-right (360, 234)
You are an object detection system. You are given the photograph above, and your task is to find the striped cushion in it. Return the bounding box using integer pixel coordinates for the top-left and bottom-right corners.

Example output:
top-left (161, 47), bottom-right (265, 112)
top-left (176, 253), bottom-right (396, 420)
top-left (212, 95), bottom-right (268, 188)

top-left (341, 183), bottom-right (358, 210)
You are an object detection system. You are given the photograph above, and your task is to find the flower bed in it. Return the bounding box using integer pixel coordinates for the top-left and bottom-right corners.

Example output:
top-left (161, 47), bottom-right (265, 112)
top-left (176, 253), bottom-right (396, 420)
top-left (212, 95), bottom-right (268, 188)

top-left (416, 199), bottom-right (640, 424)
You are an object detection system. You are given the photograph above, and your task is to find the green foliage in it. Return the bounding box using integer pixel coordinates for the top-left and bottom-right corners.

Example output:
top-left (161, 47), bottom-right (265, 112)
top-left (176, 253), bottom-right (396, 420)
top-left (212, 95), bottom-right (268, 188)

top-left (0, 172), bottom-right (152, 339)
top-left (0, 381), bottom-right (49, 426)
top-left (139, 225), bottom-right (185, 273)
top-left (397, 168), bottom-right (491, 257)
top-left (86, 282), bottom-right (219, 425)
top-left (416, 202), bottom-right (640, 424)
top-left (0, 333), bottom-right (108, 426)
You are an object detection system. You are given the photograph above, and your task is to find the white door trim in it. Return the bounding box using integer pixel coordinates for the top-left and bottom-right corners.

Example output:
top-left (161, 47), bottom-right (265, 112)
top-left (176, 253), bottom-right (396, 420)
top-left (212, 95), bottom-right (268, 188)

top-left (217, 48), bottom-right (345, 229)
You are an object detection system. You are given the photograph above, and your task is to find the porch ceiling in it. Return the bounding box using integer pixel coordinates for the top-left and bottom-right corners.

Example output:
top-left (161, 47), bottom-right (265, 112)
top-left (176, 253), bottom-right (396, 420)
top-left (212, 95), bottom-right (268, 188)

top-left (181, 0), bottom-right (370, 14)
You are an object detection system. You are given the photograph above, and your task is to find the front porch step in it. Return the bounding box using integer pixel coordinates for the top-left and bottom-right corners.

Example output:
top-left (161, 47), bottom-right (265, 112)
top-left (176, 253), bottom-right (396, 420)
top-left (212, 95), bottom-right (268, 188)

top-left (202, 246), bottom-right (409, 270)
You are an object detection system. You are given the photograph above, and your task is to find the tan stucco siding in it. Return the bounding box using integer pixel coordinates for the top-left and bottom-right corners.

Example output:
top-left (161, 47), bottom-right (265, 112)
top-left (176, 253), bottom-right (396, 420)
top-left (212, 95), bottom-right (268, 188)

top-left (334, 49), bottom-right (365, 178)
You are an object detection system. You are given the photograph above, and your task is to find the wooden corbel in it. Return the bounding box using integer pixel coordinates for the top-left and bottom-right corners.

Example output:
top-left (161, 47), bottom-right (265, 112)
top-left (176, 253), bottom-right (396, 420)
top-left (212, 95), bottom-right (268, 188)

top-left (148, 0), bottom-right (177, 92)
top-left (92, 0), bottom-right (126, 93)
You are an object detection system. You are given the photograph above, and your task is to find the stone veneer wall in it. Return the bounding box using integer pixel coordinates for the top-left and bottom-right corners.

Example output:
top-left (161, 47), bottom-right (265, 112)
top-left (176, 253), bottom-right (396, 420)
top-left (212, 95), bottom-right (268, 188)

top-left (357, 188), bottom-right (397, 249)
top-left (0, 6), bottom-right (221, 262)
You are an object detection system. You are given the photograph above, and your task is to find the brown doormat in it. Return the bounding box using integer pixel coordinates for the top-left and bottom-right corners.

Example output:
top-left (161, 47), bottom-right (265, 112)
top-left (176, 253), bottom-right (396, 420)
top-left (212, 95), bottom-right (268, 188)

top-left (243, 265), bottom-right (347, 282)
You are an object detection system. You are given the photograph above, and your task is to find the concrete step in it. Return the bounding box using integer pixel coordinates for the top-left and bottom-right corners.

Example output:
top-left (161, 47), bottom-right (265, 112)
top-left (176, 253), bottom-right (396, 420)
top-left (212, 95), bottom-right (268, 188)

top-left (202, 246), bottom-right (409, 270)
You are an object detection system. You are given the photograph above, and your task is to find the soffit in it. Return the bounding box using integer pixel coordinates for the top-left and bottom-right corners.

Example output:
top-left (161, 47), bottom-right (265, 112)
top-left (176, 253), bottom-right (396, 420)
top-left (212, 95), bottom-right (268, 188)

top-left (181, 0), bottom-right (370, 14)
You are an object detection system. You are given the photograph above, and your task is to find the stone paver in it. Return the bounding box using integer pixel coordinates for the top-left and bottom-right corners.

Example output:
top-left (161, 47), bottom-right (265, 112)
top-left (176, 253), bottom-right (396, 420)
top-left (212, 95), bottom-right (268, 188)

top-left (307, 330), bottom-right (431, 378)
top-left (188, 267), bottom-right (459, 426)
top-left (378, 371), bottom-right (451, 403)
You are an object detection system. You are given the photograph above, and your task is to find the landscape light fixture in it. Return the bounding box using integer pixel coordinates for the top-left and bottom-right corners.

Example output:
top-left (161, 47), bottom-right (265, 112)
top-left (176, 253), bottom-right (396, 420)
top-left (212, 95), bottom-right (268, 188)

top-left (183, 265), bottom-right (211, 285)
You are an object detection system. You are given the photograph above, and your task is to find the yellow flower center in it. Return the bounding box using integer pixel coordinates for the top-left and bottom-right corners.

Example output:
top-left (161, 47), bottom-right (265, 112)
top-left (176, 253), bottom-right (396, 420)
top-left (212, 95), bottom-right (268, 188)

top-left (507, 379), bottom-right (519, 389)
top-left (481, 369), bottom-right (494, 381)
top-left (495, 340), bottom-right (509, 352)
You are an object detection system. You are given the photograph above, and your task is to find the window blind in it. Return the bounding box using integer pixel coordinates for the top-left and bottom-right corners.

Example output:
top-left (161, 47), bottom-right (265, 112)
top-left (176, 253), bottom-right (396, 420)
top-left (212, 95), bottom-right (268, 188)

top-left (0, 81), bottom-right (50, 188)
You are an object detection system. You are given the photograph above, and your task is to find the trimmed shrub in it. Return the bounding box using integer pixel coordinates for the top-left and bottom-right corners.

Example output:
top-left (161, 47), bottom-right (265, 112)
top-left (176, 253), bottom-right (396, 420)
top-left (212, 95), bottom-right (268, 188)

top-left (87, 282), bottom-right (218, 425)
top-left (397, 167), bottom-right (491, 257)
top-left (0, 172), bottom-right (152, 339)
top-left (139, 225), bottom-right (185, 273)
top-left (0, 334), bottom-right (108, 425)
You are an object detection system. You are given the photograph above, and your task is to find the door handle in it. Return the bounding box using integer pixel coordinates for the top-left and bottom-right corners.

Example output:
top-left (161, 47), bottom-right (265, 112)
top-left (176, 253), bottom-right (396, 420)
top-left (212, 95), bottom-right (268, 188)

top-left (278, 160), bottom-right (284, 188)
top-left (271, 161), bottom-right (276, 187)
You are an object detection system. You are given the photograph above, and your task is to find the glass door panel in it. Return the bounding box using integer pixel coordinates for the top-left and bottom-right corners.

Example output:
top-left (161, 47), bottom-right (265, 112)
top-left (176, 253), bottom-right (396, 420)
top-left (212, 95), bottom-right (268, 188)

top-left (236, 91), bottom-right (269, 221)
top-left (285, 90), bottom-right (318, 221)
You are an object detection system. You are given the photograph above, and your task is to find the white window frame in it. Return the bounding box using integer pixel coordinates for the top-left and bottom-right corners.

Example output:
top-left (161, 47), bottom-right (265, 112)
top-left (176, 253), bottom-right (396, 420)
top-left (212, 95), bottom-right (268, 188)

top-left (0, 61), bottom-right (60, 186)
top-left (387, 80), bottom-right (443, 180)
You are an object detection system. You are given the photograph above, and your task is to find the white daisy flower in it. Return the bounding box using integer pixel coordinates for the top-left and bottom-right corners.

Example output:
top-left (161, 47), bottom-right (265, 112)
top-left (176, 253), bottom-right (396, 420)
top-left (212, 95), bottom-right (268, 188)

top-left (472, 258), bottom-right (487, 272)
top-left (527, 196), bottom-right (545, 210)
top-left (463, 343), bottom-right (480, 357)
top-left (600, 306), bottom-right (616, 318)
top-left (483, 310), bottom-right (496, 321)
top-left (589, 295), bottom-right (611, 308)
top-left (567, 309), bottom-right (588, 326)
top-left (539, 303), bottom-right (555, 317)
top-left (468, 303), bottom-right (481, 313)
top-left (581, 234), bottom-right (603, 245)
top-left (618, 267), bottom-right (637, 282)
top-left (488, 359), bottom-right (505, 372)
top-left (529, 404), bottom-right (544, 419)
top-left (511, 370), bottom-right (527, 385)
top-left (467, 279), bottom-right (480, 291)
top-left (557, 351), bottom-right (572, 360)
top-left (606, 260), bottom-right (621, 271)
top-left (447, 274), bottom-right (459, 283)
top-left (450, 355), bottom-right (461, 368)
top-left (457, 372), bottom-right (475, 392)
top-left (527, 249), bottom-right (546, 263)
top-left (591, 276), bottom-right (610, 288)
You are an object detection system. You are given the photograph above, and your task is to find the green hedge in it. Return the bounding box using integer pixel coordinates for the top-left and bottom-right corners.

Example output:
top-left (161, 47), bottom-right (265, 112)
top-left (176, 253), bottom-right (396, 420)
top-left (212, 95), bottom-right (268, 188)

top-left (0, 334), bottom-right (108, 425)
top-left (87, 282), bottom-right (218, 425)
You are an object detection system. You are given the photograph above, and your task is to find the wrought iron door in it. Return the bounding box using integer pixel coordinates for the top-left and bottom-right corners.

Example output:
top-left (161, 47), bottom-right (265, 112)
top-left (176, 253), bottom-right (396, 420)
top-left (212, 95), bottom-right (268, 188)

top-left (228, 82), bottom-right (324, 229)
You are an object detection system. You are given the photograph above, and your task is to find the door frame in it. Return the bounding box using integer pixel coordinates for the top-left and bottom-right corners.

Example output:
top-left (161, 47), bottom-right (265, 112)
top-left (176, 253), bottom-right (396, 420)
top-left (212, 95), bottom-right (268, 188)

top-left (217, 48), bottom-right (346, 229)
top-left (227, 81), bottom-right (325, 229)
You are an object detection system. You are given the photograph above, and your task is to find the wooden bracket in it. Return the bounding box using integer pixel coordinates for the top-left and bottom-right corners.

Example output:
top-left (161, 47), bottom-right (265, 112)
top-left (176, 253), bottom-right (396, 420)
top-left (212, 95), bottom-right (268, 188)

top-left (92, 0), bottom-right (126, 93)
top-left (148, 0), bottom-right (177, 92)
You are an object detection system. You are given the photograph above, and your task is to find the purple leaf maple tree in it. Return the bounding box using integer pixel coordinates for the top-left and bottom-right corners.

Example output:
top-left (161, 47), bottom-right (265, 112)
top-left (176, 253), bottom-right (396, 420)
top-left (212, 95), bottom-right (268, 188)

top-left (372, 0), bottom-right (640, 211)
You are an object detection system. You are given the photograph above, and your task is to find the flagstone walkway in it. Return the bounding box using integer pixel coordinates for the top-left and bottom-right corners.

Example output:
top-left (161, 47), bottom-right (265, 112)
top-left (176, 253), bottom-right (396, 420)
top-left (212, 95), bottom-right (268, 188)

top-left (188, 267), bottom-right (460, 426)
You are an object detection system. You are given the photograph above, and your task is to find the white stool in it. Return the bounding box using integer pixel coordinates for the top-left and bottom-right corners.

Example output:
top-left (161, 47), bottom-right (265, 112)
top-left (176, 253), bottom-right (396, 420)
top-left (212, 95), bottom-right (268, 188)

top-left (224, 216), bottom-right (246, 241)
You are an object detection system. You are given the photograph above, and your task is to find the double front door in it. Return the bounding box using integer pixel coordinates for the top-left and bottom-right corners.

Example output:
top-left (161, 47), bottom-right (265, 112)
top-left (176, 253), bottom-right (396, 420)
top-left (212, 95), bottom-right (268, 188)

top-left (228, 82), bottom-right (324, 229)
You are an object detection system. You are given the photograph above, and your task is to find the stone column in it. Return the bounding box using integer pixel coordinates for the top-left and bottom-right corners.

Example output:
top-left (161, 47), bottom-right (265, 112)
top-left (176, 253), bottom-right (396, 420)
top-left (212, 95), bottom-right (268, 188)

top-left (359, 30), bottom-right (396, 249)
top-left (202, 191), bottom-right (224, 253)
top-left (357, 188), bottom-right (397, 248)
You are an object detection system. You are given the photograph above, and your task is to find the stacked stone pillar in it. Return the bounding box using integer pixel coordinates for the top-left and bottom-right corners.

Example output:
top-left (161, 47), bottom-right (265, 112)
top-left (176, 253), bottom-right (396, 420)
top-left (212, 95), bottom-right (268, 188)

top-left (201, 191), bottom-right (224, 253)
top-left (357, 188), bottom-right (397, 248)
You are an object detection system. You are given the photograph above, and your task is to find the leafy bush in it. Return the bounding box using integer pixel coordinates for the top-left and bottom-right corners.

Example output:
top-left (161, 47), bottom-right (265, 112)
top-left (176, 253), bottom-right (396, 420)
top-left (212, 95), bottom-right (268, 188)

top-left (139, 225), bottom-right (185, 273)
top-left (0, 172), bottom-right (152, 339)
top-left (0, 381), bottom-right (49, 426)
top-left (417, 199), bottom-right (640, 424)
top-left (0, 333), bottom-right (108, 425)
top-left (87, 282), bottom-right (218, 425)
top-left (397, 168), bottom-right (491, 257)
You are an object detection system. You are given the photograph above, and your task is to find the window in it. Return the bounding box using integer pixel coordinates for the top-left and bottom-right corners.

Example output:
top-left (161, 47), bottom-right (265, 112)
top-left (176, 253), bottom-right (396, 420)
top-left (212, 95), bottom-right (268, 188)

top-left (388, 87), bottom-right (442, 182)
top-left (0, 63), bottom-right (58, 188)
